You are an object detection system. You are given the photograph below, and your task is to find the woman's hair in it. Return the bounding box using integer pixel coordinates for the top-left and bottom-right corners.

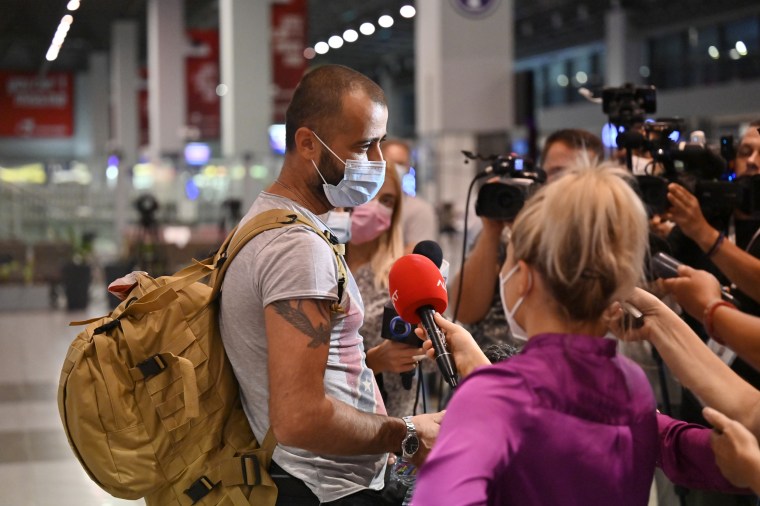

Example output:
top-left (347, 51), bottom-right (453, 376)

top-left (370, 161), bottom-right (404, 290)
top-left (510, 162), bottom-right (648, 322)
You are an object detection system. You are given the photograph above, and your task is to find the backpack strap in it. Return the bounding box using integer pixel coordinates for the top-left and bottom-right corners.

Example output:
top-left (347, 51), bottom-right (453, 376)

top-left (183, 428), bottom-right (279, 505)
top-left (209, 208), bottom-right (347, 302)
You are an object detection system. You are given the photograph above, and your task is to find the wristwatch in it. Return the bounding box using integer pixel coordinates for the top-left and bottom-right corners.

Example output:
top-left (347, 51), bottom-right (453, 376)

top-left (401, 416), bottom-right (420, 459)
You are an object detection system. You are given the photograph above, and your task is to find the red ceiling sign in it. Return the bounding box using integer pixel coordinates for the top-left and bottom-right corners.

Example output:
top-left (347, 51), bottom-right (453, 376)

top-left (0, 72), bottom-right (74, 137)
top-left (271, 0), bottom-right (307, 124)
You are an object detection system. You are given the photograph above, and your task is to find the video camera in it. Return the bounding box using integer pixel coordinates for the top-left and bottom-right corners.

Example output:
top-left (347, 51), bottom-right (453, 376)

top-left (602, 83), bottom-right (657, 129)
top-left (599, 84), bottom-right (760, 219)
top-left (462, 152), bottom-right (546, 222)
top-left (134, 193), bottom-right (160, 229)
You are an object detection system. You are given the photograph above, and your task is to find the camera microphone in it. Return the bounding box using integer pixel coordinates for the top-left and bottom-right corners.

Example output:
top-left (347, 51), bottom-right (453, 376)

top-left (389, 254), bottom-right (458, 388)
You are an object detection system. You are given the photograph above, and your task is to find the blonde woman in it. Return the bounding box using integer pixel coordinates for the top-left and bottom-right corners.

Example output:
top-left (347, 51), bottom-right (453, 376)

top-left (411, 163), bottom-right (740, 505)
top-left (347, 162), bottom-right (423, 417)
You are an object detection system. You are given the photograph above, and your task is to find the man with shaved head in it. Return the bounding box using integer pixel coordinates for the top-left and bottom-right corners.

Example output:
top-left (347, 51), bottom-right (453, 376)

top-left (220, 65), bottom-right (441, 505)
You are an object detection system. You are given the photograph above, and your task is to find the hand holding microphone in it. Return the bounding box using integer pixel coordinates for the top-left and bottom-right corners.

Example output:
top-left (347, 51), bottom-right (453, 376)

top-left (414, 312), bottom-right (490, 379)
top-left (389, 253), bottom-right (459, 387)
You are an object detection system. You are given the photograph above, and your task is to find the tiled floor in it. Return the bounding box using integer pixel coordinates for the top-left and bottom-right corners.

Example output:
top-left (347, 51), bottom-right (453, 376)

top-left (0, 287), bottom-right (143, 506)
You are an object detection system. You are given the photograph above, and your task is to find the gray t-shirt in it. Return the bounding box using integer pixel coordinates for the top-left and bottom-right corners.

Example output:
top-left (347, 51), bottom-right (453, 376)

top-left (219, 192), bottom-right (386, 502)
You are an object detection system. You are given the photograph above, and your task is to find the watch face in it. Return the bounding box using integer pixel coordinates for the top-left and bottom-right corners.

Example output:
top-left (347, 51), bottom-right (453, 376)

top-left (403, 435), bottom-right (420, 456)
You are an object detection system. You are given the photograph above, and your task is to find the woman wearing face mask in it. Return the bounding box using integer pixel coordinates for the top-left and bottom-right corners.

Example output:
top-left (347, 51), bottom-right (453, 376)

top-left (346, 163), bottom-right (424, 417)
top-left (410, 163), bottom-right (741, 505)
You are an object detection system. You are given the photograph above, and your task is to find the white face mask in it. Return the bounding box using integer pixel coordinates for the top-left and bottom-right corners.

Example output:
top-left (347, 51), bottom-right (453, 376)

top-left (322, 210), bottom-right (352, 244)
top-left (499, 263), bottom-right (530, 343)
top-left (311, 131), bottom-right (386, 208)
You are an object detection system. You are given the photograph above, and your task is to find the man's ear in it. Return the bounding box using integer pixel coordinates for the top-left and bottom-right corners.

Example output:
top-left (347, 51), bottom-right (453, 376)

top-left (294, 127), bottom-right (318, 160)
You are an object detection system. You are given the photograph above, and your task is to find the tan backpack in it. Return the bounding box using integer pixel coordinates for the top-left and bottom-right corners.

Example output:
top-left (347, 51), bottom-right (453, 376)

top-left (58, 209), bottom-right (347, 506)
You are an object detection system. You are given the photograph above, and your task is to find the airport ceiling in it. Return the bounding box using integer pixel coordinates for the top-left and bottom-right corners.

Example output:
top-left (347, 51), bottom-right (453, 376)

top-left (1, 0), bottom-right (758, 80)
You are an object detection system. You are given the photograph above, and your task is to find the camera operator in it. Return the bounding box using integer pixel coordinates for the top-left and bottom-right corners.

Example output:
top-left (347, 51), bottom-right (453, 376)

top-left (449, 129), bottom-right (603, 349)
top-left (664, 121), bottom-right (760, 305)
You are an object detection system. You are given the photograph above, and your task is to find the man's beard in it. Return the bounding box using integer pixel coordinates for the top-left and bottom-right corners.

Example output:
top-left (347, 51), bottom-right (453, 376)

top-left (316, 149), bottom-right (345, 187)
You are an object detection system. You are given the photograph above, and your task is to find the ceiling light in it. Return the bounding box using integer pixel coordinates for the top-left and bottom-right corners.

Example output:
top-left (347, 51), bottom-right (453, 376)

top-left (556, 74), bottom-right (569, 87)
top-left (67, 0), bottom-right (80, 11)
top-left (729, 48), bottom-right (740, 60)
top-left (575, 71), bottom-right (588, 84)
top-left (314, 41), bottom-right (329, 54)
top-left (62, 14), bottom-right (74, 25)
top-left (360, 22), bottom-right (376, 35)
top-left (400, 5), bottom-right (416, 18)
top-left (378, 15), bottom-right (394, 28)
top-left (328, 35), bottom-right (344, 49)
top-left (46, 47), bottom-right (60, 61)
top-left (303, 47), bottom-right (316, 59)
top-left (736, 41), bottom-right (748, 56)
top-left (708, 46), bottom-right (719, 59)
top-left (343, 29), bottom-right (358, 42)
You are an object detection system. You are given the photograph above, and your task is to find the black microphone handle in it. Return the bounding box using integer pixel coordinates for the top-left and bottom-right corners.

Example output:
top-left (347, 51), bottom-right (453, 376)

top-left (400, 370), bottom-right (415, 390)
top-left (418, 306), bottom-right (458, 388)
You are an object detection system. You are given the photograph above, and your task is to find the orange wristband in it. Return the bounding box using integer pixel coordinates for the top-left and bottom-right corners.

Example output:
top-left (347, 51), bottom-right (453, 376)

top-left (703, 300), bottom-right (736, 345)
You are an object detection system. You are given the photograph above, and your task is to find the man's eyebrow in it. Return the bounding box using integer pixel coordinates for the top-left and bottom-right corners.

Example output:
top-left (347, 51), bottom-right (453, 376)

top-left (353, 134), bottom-right (387, 146)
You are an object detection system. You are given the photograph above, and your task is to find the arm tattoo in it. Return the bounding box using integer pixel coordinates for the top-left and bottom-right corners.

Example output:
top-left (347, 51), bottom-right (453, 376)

top-left (271, 299), bottom-right (332, 348)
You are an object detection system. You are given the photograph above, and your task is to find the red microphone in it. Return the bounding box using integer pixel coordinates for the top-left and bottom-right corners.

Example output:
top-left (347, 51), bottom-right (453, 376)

top-left (389, 254), bottom-right (458, 387)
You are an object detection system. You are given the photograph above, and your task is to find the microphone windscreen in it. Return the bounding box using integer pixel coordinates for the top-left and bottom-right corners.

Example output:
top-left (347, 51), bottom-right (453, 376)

top-left (389, 254), bottom-right (448, 324)
top-left (412, 240), bottom-right (443, 268)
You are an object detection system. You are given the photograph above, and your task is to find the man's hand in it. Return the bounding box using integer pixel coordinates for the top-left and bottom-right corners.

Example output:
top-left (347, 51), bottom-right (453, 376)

top-left (414, 312), bottom-right (490, 378)
top-left (661, 265), bottom-right (722, 320)
top-left (365, 340), bottom-right (424, 374)
top-left (703, 406), bottom-right (760, 490)
top-left (409, 411), bottom-right (445, 467)
top-left (649, 214), bottom-right (675, 239)
top-left (480, 215), bottom-right (509, 242)
top-left (665, 183), bottom-right (719, 249)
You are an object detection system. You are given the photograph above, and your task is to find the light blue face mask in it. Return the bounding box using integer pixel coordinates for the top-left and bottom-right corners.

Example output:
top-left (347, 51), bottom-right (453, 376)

top-left (311, 131), bottom-right (386, 208)
top-left (322, 210), bottom-right (352, 244)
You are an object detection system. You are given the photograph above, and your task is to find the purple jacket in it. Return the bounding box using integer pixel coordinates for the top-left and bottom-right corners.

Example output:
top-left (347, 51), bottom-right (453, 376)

top-left (412, 333), bottom-right (742, 506)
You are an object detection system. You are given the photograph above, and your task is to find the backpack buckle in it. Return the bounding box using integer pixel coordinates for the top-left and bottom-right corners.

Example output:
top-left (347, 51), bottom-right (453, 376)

top-left (283, 214), bottom-right (298, 224)
top-left (184, 475), bottom-right (216, 503)
top-left (136, 354), bottom-right (167, 378)
top-left (240, 454), bottom-right (262, 486)
top-left (93, 319), bottom-right (120, 335)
